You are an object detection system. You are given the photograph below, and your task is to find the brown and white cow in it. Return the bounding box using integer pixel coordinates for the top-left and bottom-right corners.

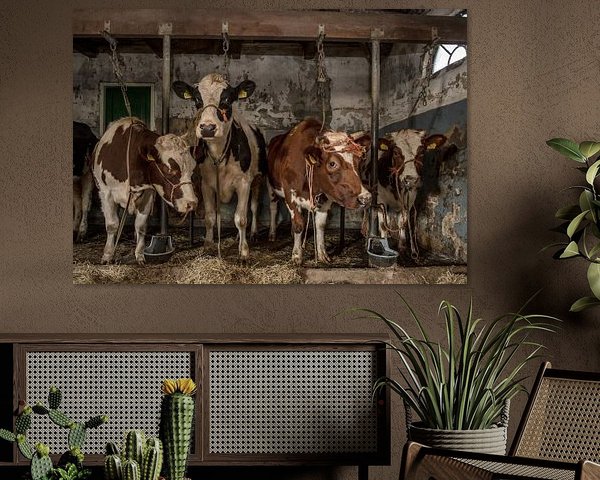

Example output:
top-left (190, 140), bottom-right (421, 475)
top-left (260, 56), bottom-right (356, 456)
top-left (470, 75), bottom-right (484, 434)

top-left (173, 73), bottom-right (267, 261)
top-left (267, 118), bottom-right (372, 265)
top-left (372, 129), bottom-right (447, 257)
top-left (73, 121), bottom-right (97, 242)
top-left (93, 117), bottom-right (198, 264)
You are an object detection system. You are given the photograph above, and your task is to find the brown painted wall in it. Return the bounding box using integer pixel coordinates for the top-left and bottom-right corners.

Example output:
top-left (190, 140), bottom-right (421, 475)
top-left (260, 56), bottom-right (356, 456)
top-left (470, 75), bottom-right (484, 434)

top-left (1, 1), bottom-right (599, 479)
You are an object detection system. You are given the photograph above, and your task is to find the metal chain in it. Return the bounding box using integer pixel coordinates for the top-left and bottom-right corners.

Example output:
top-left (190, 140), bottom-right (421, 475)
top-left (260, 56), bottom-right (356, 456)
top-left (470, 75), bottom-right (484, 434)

top-left (222, 31), bottom-right (230, 81)
top-left (408, 34), bottom-right (439, 118)
top-left (316, 29), bottom-right (329, 130)
top-left (103, 33), bottom-right (132, 118)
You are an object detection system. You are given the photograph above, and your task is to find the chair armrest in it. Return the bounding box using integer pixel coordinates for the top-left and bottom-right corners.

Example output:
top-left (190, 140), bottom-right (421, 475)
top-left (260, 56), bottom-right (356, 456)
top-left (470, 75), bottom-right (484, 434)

top-left (401, 441), bottom-right (580, 480)
top-left (580, 460), bottom-right (600, 480)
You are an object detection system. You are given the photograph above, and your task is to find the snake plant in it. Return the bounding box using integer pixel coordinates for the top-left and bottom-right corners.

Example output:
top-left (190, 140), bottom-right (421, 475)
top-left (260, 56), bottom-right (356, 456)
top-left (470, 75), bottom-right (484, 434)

top-left (351, 293), bottom-right (557, 430)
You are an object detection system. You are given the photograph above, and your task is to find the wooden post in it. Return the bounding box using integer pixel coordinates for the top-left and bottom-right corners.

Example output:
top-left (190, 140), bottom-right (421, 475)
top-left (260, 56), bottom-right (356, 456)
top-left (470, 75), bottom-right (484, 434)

top-left (369, 34), bottom-right (381, 237)
top-left (160, 24), bottom-right (172, 235)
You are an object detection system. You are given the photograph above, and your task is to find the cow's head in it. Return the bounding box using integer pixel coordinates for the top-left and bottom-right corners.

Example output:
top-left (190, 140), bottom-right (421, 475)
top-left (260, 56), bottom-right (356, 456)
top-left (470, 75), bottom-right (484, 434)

top-left (143, 134), bottom-right (198, 213)
top-left (385, 129), bottom-right (447, 186)
top-left (304, 131), bottom-right (372, 209)
top-left (173, 73), bottom-right (256, 141)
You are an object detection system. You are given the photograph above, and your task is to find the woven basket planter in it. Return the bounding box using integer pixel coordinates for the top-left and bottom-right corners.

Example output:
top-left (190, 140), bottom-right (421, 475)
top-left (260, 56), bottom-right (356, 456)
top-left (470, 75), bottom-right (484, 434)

top-left (405, 400), bottom-right (509, 455)
top-left (408, 423), bottom-right (508, 454)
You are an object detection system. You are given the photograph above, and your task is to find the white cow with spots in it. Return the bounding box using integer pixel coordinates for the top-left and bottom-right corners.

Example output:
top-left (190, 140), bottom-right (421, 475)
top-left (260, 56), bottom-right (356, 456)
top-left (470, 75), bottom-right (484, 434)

top-left (173, 73), bottom-right (267, 262)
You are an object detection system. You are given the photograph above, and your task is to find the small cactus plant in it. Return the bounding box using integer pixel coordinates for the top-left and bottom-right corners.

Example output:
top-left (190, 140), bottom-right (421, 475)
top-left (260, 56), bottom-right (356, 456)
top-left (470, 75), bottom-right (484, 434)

top-left (0, 386), bottom-right (107, 480)
top-left (103, 433), bottom-right (163, 480)
top-left (160, 378), bottom-right (197, 480)
top-left (31, 443), bottom-right (53, 480)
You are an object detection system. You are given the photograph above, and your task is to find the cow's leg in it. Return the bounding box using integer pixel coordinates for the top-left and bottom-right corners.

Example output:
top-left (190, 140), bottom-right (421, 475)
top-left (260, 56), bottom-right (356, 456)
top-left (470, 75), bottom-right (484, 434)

top-left (99, 191), bottom-right (119, 264)
top-left (267, 183), bottom-right (279, 241)
top-left (73, 178), bottom-right (82, 241)
top-left (234, 180), bottom-right (251, 261)
top-left (201, 178), bottom-right (216, 248)
top-left (288, 203), bottom-right (305, 265)
top-left (77, 169), bottom-right (94, 242)
top-left (315, 203), bottom-right (332, 263)
top-left (249, 175), bottom-right (261, 242)
top-left (133, 190), bottom-right (155, 265)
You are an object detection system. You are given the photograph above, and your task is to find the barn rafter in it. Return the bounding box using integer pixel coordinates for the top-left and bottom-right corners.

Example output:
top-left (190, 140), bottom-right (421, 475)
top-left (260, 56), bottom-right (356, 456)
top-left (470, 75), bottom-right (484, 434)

top-left (73, 9), bottom-right (467, 44)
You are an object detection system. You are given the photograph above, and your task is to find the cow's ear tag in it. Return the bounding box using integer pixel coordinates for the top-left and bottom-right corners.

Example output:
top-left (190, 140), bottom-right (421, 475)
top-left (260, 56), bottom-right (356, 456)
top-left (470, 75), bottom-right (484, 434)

top-left (379, 142), bottom-right (388, 151)
top-left (427, 142), bottom-right (438, 150)
top-left (307, 154), bottom-right (318, 166)
top-left (147, 154), bottom-right (156, 161)
top-left (183, 91), bottom-right (192, 99)
top-left (238, 89), bottom-right (248, 99)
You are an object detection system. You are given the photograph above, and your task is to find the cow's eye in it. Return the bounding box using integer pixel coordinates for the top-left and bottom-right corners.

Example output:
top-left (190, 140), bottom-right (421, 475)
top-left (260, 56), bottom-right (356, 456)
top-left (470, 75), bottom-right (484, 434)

top-left (328, 161), bottom-right (338, 169)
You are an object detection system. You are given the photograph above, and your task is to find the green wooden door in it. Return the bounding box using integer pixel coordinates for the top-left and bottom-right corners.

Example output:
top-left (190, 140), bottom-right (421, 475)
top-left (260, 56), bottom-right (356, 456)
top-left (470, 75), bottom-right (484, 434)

top-left (104, 85), bottom-right (152, 130)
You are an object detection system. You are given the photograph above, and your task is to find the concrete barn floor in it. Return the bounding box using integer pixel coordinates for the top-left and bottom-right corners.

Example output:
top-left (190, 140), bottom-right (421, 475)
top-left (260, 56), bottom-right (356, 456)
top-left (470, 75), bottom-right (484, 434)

top-left (72, 226), bottom-right (467, 285)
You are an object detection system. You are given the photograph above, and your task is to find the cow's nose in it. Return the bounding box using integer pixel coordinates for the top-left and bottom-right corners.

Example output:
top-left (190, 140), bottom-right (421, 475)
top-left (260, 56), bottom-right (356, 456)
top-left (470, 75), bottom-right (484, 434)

top-left (358, 192), bottom-right (372, 206)
top-left (200, 123), bottom-right (217, 137)
top-left (186, 200), bottom-right (197, 212)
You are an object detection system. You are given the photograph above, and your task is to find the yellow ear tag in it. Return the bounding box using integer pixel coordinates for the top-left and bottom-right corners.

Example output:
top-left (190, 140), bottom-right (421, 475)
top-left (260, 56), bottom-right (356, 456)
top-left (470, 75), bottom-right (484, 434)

top-left (307, 155), bottom-right (318, 165)
top-left (379, 142), bottom-right (388, 151)
top-left (427, 143), bottom-right (438, 150)
top-left (147, 154), bottom-right (156, 161)
top-left (238, 89), bottom-right (248, 99)
top-left (183, 91), bottom-right (192, 99)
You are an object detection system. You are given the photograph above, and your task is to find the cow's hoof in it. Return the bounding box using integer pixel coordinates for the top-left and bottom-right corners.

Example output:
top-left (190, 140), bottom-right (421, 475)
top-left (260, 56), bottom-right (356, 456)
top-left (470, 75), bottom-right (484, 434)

top-left (317, 251), bottom-right (331, 264)
top-left (238, 256), bottom-right (249, 266)
top-left (249, 233), bottom-right (257, 243)
top-left (268, 233), bottom-right (276, 242)
top-left (101, 257), bottom-right (113, 265)
top-left (136, 256), bottom-right (146, 265)
top-left (292, 254), bottom-right (303, 266)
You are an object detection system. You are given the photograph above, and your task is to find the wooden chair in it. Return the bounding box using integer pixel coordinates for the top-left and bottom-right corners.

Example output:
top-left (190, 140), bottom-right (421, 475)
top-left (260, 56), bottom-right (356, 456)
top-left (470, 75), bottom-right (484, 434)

top-left (401, 362), bottom-right (600, 480)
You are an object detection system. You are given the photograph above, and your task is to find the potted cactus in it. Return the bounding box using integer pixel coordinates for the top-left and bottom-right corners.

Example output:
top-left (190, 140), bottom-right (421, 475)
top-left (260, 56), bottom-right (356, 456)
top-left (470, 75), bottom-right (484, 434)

top-left (104, 430), bottom-right (163, 480)
top-left (160, 378), bottom-right (196, 480)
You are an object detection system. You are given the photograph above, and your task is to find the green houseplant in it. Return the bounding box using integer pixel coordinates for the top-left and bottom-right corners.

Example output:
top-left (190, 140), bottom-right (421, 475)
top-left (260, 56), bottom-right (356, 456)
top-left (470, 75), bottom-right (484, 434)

top-left (351, 294), bottom-right (556, 454)
top-left (546, 138), bottom-right (600, 312)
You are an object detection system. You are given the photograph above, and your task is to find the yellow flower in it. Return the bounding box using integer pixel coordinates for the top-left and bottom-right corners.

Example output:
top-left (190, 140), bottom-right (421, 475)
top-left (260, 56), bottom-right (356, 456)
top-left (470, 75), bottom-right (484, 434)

top-left (176, 378), bottom-right (197, 395)
top-left (161, 379), bottom-right (177, 395)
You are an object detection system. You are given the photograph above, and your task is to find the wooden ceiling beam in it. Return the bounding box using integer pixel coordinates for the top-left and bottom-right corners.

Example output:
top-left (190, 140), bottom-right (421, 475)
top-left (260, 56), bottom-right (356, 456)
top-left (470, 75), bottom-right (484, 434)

top-left (73, 9), bottom-right (467, 44)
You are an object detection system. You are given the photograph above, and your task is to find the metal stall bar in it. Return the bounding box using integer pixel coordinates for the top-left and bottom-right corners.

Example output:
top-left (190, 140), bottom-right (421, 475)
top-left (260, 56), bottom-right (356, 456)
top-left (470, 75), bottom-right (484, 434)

top-left (369, 32), bottom-right (381, 237)
top-left (160, 23), bottom-right (172, 235)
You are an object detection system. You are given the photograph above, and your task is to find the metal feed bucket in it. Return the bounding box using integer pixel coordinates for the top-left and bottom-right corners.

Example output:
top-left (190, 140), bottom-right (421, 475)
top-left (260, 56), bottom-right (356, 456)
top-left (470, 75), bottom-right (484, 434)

top-left (367, 237), bottom-right (399, 268)
top-left (144, 234), bottom-right (175, 264)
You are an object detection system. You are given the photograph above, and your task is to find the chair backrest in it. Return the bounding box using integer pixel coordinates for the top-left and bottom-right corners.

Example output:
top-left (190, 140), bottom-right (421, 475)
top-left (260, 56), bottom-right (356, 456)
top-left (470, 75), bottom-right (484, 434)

top-left (511, 362), bottom-right (600, 463)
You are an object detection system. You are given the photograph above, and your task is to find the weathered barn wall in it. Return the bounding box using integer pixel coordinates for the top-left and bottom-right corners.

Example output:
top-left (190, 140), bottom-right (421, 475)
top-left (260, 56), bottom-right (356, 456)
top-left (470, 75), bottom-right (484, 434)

top-left (380, 43), bottom-right (468, 263)
top-left (73, 53), bottom-right (163, 135)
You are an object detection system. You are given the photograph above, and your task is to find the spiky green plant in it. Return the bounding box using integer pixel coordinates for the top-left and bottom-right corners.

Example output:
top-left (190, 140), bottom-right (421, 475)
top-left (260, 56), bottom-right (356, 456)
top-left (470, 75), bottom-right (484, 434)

top-left (160, 379), bottom-right (196, 480)
top-left (352, 293), bottom-right (558, 430)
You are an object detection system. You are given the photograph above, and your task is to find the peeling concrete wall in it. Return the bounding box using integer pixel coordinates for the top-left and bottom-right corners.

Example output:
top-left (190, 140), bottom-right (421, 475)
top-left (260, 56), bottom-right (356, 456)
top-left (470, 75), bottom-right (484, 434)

top-left (380, 43), bottom-right (468, 264)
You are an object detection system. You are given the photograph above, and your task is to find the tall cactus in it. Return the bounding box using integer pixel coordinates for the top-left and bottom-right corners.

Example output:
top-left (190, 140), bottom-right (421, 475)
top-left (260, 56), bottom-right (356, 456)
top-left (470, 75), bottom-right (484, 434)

top-left (160, 378), bottom-right (197, 480)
